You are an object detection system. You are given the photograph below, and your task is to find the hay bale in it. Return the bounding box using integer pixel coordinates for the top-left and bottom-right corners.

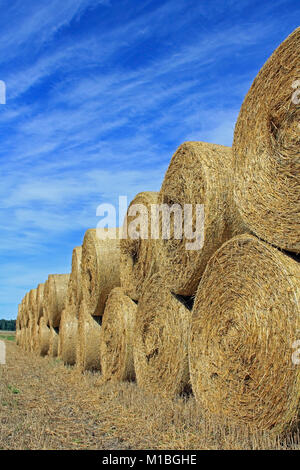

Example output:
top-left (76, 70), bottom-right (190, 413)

top-left (37, 317), bottom-right (50, 356)
top-left (134, 273), bottom-right (191, 397)
top-left (120, 192), bottom-right (159, 301)
top-left (233, 28), bottom-right (300, 252)
top-left (81, 229), bottom-right (120, 317)
top-left (100, 287), bottom-right (137, 382)
top-left (43, 274), bottom-right (70, 328)
top-left (68, 246), bottom-right (82, 306)
top-left (29, 288), bottom-right (38, 351)
top-left (36, 283), bottom-right (45, 322)
top-left (48, 326), bottom-right (59, 357)
top-left (16, 330), bottom-right (21, 346)
top-left (58, 306), bottom-right (78, 365)
top-left (189, 234), bottom-right (300, 433)
top-left (76, 300), bottom-right (102, 371)
top-left (58, 246), bottom-right (82, 365)
top-left (23, 293), bottom-right (30, 328)
top-left (156, 142), bottom-right (245, 296)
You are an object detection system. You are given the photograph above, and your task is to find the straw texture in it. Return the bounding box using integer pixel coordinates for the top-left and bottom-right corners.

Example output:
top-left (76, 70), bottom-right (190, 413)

top-left (76, 300), bottom-right (102, 371)
top-left (156, 141), bottom-right (245, 296)
top-left (36, 283), bottom-right (45, 323)
top-left (81, 228), bottom-right (120, 317)
top-left (189, 234), bottom-right (300, 433)
top-left (233, 28), bottom-right (300, 252)
top-left (59, 246), bottom-right (82, 365)
top-left (134, 273), bottom-right (191, 397)
top-left (43, 274), bottom-right (70, 328)
top-left (120, 192), bottom-right (159, 300)
top-left (29, 288), bottom-right (38, 351)
top-left (100, 287), bottom-right (137, 382)
top-left (37, 317), bottom-right (50, 356)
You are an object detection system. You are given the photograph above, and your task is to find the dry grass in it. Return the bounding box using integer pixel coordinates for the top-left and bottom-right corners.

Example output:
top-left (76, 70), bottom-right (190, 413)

top-left (1, 340), bottom-right (300, 450)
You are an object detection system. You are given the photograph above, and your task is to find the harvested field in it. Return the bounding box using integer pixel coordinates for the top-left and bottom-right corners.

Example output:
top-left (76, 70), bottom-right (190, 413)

top-left (0, 340), bottom-right (300, 450)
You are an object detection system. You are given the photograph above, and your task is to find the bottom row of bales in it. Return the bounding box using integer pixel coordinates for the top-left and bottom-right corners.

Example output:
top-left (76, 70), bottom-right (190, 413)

top-left (16, 233), bottom-right (300, 436)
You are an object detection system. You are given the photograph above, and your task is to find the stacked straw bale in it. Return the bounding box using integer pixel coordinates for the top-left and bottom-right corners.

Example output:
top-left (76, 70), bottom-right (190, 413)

top-left (81, 228), bottom-right (120, 317)
top-left (29, 288), bottom-right (38, 351)
top-left (59, 246), bottom-right (82, 365)
top-left (189, 234), bottom-right (300, 433)
top-left (156, 142), bottom-right (246, 296)
top-left (120, 192), bottom-right (159, 301)
top-left (37, 317), bottom-right (50, 357)
top-left (36, 283), bottom-right (45, 323)
top-left (43, 274), bottom-right (70, 328)
top-left (76, 300), bottom-right (102, 371)
top-left (100, 287), bottom-right (137, 382)
top-left (233, 28), bottom-right (300, 252)
top-left (134, 273), bottom-right (191, 397)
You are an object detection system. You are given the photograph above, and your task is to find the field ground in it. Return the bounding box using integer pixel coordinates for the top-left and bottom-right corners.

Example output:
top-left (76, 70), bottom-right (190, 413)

top-left (0, 340), bottom-right (300, 450)
top-left (0, 331), bottom-right (16, 342)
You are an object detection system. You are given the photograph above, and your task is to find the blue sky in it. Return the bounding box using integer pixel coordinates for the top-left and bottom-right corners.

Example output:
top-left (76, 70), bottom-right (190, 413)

top-left (0, 0), bottom-right (299, 319)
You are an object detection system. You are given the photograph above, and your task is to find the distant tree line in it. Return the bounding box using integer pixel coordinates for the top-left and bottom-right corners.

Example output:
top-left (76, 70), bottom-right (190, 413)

top-left (0, 319), bottom-right (16, 331)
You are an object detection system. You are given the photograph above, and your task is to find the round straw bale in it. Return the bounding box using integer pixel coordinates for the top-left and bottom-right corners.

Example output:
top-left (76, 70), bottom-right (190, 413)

top-left (21, 328), bottom-right (27, 350)
top-left (37, 317), bottom-right (50, 356)
top-left (100, 287), bottom-right (137, 382)
top-left (67, 246), bottom-right (82, 306)
top-left (189, 234), bottom-right (300, 433)
top-left (58, 246), bottom-right (82, 364)
top-left (36, 283), bottom-right (45, 322)
top-left (48, 326), bottom-right (59, 357)
top-left (81, 229), bottom-right (120, 317)
top-left (43, 274), bottom-right (70, 328)
top-left (233, 28), bottom-right (300, 252)
top-left (19, 301), bottom-right (24, 330)
top-left (16, 330), bottom-right (21, 346)
top-left (23, 293), bottom-right (30, 328)
top-left (156, 142), bottom-right (246, 296)
top-left (120, 192), bottom-right (159, 301)
top-left (29, 288), bottom-right (38, 351)
top-left (58, 304), bottom-right (78, 365)
top-left (134, 273), bottom-right (191, 397)
top-left (76, 300), bottom-right (102, 371)
top-left (23, 327), bottom-right (30, 352)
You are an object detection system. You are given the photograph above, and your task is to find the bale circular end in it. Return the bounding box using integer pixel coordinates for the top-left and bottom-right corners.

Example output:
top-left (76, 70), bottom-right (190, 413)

top-left (189, 234), bottom-right (300, 433)
top-left (157, 141), bottom-right (245, 296)
top-left (77, 301), bottom-right (102, 371)
top-left (81, 229), bottom-right (120, 317)
top-left (120, 192), bottom-right (159, 300)
top-left (233, 28), bottom-right (300, 251)
top-left (100, 287), bottom-right (137, 382)
top-left (134, 274), bottom-right (191, 397)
